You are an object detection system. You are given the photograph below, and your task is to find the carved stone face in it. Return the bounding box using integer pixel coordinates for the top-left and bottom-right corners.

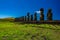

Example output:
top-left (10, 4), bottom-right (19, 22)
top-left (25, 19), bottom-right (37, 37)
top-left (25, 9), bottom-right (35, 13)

top-left (48, 13), bottom-right (51, 17)
top-left (40, 11), bottom-right (43, 14)
top-left (40, 15), bottom-right (43, 18)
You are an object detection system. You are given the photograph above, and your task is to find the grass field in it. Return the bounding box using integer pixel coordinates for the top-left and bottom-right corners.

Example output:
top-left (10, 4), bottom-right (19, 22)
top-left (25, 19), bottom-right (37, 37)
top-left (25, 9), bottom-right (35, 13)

top-left (0, 21), bottom-right (60, 40)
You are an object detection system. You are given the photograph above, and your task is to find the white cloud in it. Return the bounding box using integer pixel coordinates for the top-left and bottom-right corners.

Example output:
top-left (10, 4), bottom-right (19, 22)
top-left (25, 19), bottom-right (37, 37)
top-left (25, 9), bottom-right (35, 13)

top-left (35, 11), bottom-right (40, 14)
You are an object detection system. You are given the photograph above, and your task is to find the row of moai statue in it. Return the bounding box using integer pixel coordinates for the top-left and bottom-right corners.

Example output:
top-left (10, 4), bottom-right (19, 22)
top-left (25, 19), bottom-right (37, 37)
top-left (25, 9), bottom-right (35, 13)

top-left (16, 8), bottom-right (52, 22)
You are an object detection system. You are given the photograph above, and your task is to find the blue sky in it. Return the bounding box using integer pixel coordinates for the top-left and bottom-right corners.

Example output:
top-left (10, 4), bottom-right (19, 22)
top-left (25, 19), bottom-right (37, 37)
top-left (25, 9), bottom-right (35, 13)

top-left (0, 0), bottom-right (60, 20)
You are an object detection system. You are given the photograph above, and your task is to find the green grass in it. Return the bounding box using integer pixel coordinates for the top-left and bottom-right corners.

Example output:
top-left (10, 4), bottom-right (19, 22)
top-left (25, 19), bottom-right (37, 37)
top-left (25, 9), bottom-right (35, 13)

top-left (0, 21), bottom-right (60, 40)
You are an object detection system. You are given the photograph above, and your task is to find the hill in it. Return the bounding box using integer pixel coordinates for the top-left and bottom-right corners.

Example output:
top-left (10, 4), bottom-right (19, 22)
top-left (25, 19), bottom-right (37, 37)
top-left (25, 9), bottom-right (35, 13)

top-left (0, 21), bottom-right (60, 40)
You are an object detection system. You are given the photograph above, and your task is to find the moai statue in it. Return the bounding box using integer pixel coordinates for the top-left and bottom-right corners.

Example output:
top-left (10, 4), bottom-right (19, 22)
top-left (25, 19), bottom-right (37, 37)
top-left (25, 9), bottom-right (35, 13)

top-left (24, 16), bottom-right (26, 21)
top-left (27, 12), bottom-right (30, 21)
top-left (40, 8), bottom-right (44, 21)
top-left (34, 12), bottom-right (37, 21)
top-left (31, 15), bottom-right (33, 21)
top-left (47, 9), bottom-right (52, 21)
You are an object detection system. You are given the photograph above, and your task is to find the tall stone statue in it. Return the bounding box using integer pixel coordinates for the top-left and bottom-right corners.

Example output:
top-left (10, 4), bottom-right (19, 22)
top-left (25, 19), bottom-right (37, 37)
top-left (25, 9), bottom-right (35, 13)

top-left (31, 15), bottom-right (33, 21)
top-left (27, 12), bottom-right (30, 21)
top-left (34, 12), bottom-right (37, 21)
top-left (40, 8), bottom-right (44, 21)
top-left (47, 9), bottom-right (52, 21)
top-left (24, 16), bottom-right (26, 21)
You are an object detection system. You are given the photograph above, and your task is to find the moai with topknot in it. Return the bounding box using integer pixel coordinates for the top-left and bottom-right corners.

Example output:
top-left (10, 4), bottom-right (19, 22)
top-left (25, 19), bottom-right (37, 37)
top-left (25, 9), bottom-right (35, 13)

top-left (40, 8), bottom-right (44, 21)
top-left (34, 12), bottom-right (37, 21)
top-left (27, 12), bottom-right (30, 21)
top-left (47, 9), bottom-right (52, 21)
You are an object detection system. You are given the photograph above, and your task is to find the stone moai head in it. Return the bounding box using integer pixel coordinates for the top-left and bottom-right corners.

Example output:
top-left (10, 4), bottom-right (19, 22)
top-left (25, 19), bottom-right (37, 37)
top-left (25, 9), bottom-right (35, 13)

top-left (47, 9), bottom-right (52, 20)
top-left (40, 8), bottom-right (44, 14)
top-left (34, 12), bottom-right (37, 16)
top-left (48, 9), bottom-right (52, 13)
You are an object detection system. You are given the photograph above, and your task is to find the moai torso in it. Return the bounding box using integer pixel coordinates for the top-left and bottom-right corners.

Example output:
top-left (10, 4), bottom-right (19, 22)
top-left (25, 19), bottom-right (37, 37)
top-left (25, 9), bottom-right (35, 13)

top-left (47, 9), bottom-right (52, 21)
top-left (27, 12), bottom-right (30, 21)
top-left (24, 16), bottom-right (26, 21)
top-left (40, 8), bottom-right (44, 21)
top-left (34, 12), bottom-right (37, 21)
top-left (31, 15), bottom-right (33, 21)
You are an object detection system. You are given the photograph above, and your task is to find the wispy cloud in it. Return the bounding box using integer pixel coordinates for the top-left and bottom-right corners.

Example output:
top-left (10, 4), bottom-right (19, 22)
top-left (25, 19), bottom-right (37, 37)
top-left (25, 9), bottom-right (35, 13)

top-left (35, 11), bottom-right (40, 14)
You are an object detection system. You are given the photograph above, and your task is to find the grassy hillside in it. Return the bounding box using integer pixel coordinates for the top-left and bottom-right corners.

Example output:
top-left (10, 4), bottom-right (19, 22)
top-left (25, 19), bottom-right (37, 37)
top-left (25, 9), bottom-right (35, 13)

top-left (0, 21), bottom-right (60, 40)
